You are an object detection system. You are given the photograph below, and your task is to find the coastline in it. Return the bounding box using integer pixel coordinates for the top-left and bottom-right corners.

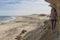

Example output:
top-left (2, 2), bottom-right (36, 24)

top-left (0, 16), bottom-right (16, 24)
top-left (0, 14), bottom-right (49, 40)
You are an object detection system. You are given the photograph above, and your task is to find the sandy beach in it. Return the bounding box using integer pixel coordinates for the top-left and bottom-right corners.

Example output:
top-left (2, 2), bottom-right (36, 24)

top-left (0, 14), bottom-right (49, 40)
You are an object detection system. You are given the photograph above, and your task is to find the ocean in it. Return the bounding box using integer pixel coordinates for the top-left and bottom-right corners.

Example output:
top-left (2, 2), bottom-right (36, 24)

top-left (0, 16), bottom-right (15, 24)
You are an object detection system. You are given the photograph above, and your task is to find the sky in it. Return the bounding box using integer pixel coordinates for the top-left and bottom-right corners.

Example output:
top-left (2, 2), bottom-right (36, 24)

top-left (0, 0), bottom-right (51, 16)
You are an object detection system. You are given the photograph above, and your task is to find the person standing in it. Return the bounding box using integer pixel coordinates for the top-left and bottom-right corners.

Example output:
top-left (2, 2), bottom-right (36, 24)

top-left (50, 7), bottom-right (58, 30)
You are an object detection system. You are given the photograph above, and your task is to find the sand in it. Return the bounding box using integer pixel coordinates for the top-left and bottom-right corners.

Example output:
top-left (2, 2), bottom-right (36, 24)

top-left (0, 14), bottom-right (49, 40)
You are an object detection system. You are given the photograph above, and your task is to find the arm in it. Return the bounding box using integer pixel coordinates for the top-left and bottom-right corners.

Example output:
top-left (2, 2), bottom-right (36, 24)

top-left (56, 12), bottom-right (58, 19)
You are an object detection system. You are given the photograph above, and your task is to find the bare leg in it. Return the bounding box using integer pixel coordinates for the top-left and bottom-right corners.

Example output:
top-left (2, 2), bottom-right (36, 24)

top-left (53, 20), bottom-right (56, 29)
top-left (52, 20), bottom-right (57, 30)
top-left (51, 20), bottom-right (54, 30)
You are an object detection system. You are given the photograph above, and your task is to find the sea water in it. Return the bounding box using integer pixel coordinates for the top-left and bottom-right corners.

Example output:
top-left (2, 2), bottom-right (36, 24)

top-left (0, 16), bottom-right (15, 24)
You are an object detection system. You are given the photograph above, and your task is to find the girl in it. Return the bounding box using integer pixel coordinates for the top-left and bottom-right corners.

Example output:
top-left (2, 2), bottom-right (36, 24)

top-left (50, 7), bottom-right (58, 30)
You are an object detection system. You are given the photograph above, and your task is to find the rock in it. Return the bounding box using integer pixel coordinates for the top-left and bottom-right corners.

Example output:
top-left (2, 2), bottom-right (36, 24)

top-left (20, 30), bottom-right (27, 35)
top-left (15, 30), bottom-right (27, 40)
top-left (45, 0), bottom-right (60, 40)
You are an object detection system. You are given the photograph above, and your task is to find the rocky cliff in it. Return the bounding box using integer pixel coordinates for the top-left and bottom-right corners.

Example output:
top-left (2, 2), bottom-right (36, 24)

top-left (15, 14), bottom-right (59, 40)
top-left (45, 0), bottom-right (60, 40)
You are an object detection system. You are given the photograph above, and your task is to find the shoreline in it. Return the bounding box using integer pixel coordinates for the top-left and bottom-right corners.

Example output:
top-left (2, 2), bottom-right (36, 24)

top-left (0, 16), bottom-right (16, 24)
top-left (0, 14), bottom-right (49, 40)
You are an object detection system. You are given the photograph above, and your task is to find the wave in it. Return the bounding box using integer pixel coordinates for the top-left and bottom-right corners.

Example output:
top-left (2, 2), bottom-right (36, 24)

top-left (0, 16), bottom-right (16, 24)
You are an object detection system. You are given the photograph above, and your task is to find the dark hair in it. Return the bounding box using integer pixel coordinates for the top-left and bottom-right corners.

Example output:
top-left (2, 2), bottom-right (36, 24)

top-left (51, 7), bottom-right (57, 12)
top-left (53, 8), bottom-right (56, 12)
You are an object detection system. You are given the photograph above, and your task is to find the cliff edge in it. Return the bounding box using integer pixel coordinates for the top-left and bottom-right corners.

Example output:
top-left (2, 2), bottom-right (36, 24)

top-left (0, 14), bottom-right (58, 40)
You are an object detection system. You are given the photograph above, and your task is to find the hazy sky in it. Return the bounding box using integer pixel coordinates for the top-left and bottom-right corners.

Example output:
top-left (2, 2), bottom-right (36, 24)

top-left (0, 0), bottom-right (51, 16)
